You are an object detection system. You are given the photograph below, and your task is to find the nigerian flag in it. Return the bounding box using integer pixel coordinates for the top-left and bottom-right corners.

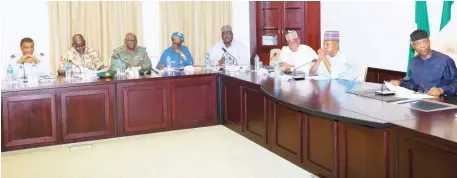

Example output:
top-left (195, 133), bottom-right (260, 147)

top-left (406, 1), bottom-right (430, 77)
top-left (440, 1), bottom-right (454, 31)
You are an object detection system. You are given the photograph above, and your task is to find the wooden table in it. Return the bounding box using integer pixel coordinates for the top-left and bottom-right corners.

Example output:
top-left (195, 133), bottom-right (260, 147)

top-left (2, 69), bottom-right (457, 178)
top-left (2, 71), bottom-right (218, 150)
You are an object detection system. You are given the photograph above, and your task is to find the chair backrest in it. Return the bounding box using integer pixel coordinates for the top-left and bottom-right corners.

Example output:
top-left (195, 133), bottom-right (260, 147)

top-left (269, 48), bottom-right (281, 66)
top-left (365, 67), bottom-right (406, 83)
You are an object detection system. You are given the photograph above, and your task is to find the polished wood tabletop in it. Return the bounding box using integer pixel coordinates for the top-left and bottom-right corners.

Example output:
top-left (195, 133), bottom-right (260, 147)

top-left (1, 69), bottom-right (219, 92)
top-left (3, 69), bottom-right (456, 144)
top-left (221, 71), bottom-right (457, 144)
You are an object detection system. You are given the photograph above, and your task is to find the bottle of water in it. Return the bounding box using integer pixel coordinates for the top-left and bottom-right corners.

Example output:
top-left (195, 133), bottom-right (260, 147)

top-left (274, 58), bottom-right (281, 78)
top-left (166, 56), bottom-right (172, 71)
top-left (205, 53), bottom-right (210, 69)
top-left (254, 54), bottom-right (260, 71)
top-left (116, 58), bottom-right (122, 75)
top-left (7, 64), bottom-right (14, 81)
top-left (65, 62), bottom-right (72, 79)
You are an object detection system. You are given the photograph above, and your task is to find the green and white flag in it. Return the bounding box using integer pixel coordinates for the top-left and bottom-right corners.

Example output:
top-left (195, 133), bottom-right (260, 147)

top-left (406, 1), bottom-right (430, 77)
top-left (407, 1), bottom-right (456, 77)
top-left (440, 1), bottom-right (454, 31)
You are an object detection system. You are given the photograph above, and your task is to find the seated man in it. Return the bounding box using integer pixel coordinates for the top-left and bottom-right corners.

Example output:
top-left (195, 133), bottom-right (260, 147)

top-left (208, 25), bottom-right (250, 65)
top-left (10, 37), bottom-right (45, 78)
top-left (279, 31), bottom-right (318, 73)
top-left (58, 34), bottom-right (105, 75)
top-left (390, 29), bottom-right (457, 96)
top-left (110, 33), bottom-right (152, 71)
top-left (157, 32), bottom-right (194, 69)
top-left (309, 31), bottom-right (358, 80)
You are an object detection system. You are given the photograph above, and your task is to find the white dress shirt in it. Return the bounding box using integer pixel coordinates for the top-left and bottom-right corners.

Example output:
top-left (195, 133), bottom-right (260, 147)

top-left (209, 40), bottom-right (250, 65)
top-left (5, 54), bottom-right (47, 80)
top-left (314, 51), bottom-right (358, 80)
top-left (279, 45), bottom-right (318, 73)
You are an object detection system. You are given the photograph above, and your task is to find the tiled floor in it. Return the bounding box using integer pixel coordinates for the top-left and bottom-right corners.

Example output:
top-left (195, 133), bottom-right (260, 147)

top-left (1, 125), bottom-right (316, 178)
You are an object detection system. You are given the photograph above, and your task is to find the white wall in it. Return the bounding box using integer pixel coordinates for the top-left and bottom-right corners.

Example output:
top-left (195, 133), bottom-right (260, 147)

top-left (232, 0), bottom-right (251, 54)
top-left (321, 1), bottom-right (453, 72)
top-left (1, 0), bottom-right (51, 77)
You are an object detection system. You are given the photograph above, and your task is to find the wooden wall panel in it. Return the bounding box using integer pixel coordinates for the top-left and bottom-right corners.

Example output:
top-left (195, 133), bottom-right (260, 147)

top-left (223, 78), bottom-right (243, 132)
top-left (243, 87), bottom-right (268, 146)
top-left (338, 122), bottom-right (393, 178)
top-left (302, 115), bottom-right (336, 177)
top-left (303, 1), bottom-right (321, 51)
top-left (59, 85), bottom-right (114, 143)
top-left (2, 91), bottom-right (57, 150)
top-left (117, 81), bottom-right (169, 136)
top-left (170, 76), bottom-right (217, 128)
top-left (272, 103), bottom-right (301, 164)
top-left (398, 129), bottom-right (457, 178)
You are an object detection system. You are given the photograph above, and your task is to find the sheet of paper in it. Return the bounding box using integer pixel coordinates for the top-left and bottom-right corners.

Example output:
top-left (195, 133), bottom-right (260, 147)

top-left (84, 68), bottom-right (108, 75)
top-left (383, 81), bottom-right (436, 99)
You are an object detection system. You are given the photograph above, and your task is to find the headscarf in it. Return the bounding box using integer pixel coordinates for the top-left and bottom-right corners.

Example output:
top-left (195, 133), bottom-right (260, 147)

top-left (171, 32), bottom-right (184, 42)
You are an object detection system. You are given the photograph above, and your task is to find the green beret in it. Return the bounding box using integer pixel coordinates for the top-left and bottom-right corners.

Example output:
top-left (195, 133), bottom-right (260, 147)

top-left (97, 70), bottom-right (117, 78)
top-left (138, 69), bottom-right (151, 75)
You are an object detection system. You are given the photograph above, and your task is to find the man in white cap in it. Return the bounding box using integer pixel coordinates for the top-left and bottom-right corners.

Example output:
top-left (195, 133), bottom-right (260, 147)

top-left (279, 30), bottom-right (318, 73)
top-left (309, 30), bottom-right (358, 80)
top-left (209, 25), bottom-right (250, 65)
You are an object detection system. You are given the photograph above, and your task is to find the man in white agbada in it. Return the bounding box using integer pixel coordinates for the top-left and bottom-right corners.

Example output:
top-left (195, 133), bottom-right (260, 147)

top-left (309, 31), bottom-right (358, 80)
top-left (279, 31), bottom-right (318, 73)
top-left (209, 25), bottom-right (250, 65)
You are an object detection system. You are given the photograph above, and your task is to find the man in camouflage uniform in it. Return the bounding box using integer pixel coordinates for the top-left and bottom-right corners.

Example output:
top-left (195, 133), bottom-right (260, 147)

top-left (110, 33), bottom-right (152, 71)
top-left (58, 34), bottom-right (105, 75)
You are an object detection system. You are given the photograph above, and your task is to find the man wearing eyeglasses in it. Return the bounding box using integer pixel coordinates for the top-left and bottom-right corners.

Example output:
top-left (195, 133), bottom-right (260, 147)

top-left (58, 34), bottom-right (105, 75)
top-left (390, 29), bottom-right (457, 96)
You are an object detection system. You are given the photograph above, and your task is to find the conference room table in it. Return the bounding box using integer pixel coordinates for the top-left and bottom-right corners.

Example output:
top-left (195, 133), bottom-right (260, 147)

top-left (2, 67), bottom-right (457, 178)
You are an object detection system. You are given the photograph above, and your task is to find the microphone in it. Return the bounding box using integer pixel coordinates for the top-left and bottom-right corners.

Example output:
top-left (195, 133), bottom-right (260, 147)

top-left (18, 56), bottom-right (37, 80)
top-left (285, 59), bottom-right (317, 80)
top-left (221, 48), bottom-right (238, 65)
top-left (69, 60), bottom-right (82, 76)
top-left (22, 62), bottom-right (27, 80)
top-left (292, 59), bottom-right (317, 75)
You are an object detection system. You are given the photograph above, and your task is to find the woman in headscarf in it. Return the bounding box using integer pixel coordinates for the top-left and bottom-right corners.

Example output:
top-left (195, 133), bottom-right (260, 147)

top-left (157, 32), bottom-right (194, 69)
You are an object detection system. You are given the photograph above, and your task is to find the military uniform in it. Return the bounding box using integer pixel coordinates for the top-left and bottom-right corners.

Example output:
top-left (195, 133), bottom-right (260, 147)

top-left (59, 47), bottom-right (104, 71)
top-left (110, 45), bottom-right (152, 71)
top-left (8, 53), bottom-right (46, 78)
